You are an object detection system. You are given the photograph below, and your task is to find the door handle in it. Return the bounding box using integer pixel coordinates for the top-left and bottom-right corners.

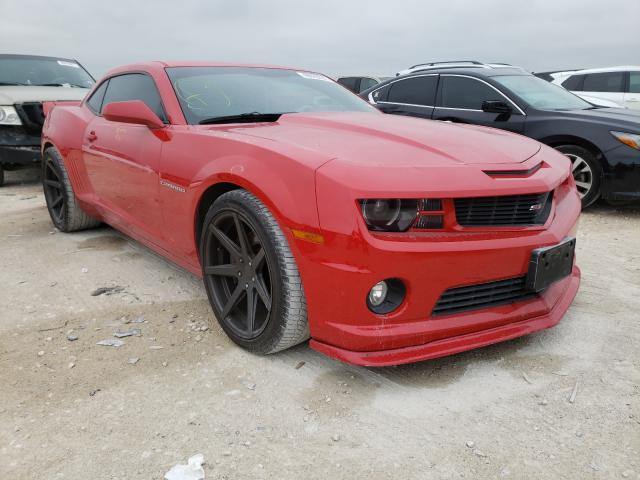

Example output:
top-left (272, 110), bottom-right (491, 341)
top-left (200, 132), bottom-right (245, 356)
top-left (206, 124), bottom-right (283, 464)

top-left (87, 131), bottom-right (98, 142)
top-left (627, 98), bottom-right (640, 102)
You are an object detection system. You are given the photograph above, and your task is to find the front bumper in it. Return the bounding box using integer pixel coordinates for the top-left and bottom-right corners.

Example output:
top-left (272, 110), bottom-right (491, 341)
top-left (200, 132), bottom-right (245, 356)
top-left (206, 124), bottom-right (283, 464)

top-left (0, 126), bottom-right (41, 165)
top-left (601, 144), bottom-right (640, 201)
top-left (311, 266), bottom-right (579, 366)
top-left (294, 178), bottom-right (581, 366)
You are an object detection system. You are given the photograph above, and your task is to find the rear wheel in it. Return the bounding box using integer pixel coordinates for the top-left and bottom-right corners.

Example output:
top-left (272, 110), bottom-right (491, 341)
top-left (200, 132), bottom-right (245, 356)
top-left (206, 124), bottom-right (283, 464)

top-left (200, 190), bottom-right (309, 354)
top-left (42, 147), bottom-right (100, 232)
top-left (554, 144), bottom-right (602, 208)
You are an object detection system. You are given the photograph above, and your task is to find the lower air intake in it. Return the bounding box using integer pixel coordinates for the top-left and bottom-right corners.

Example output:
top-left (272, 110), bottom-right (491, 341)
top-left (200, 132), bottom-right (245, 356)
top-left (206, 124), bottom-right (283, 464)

top-left (432, 276), bottom-right (536, 316)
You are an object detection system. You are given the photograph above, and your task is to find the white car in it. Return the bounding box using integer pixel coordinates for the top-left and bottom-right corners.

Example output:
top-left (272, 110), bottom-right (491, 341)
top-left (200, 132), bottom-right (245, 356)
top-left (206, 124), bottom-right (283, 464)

top-left (550, 66), bottom-right (640, 110)
top-left (0, 54), bottom-right (94, 185)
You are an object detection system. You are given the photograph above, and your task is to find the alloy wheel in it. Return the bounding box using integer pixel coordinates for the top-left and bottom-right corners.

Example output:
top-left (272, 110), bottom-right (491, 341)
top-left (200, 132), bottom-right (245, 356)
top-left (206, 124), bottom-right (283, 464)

top-left (565, 153), bottom-right (593, 199)
top-left (43, 158), bottom-right (66, 224)
top-left (203, 210), bottom-right (273, 339)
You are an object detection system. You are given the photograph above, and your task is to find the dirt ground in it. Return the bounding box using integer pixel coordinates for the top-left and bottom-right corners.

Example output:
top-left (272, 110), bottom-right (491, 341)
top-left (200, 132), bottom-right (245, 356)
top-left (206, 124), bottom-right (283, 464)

top-left (0, 167), bottom-right (638, 480)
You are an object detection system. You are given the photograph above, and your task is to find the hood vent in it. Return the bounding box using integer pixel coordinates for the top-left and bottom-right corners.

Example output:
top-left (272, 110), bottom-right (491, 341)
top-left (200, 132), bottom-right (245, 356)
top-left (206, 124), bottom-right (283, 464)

top-left (483, 162), bottom-right (543, 178)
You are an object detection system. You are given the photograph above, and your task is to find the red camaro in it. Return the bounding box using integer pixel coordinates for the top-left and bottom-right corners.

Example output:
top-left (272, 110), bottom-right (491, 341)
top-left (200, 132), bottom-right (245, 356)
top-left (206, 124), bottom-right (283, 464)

top-left (41, 61), bottom-right (581, 366)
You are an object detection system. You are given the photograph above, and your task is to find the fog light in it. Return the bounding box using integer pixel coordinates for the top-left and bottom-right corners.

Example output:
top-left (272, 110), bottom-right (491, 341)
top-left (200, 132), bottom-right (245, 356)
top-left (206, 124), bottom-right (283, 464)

top-left (366, 278), bottom-right (406, 314)
top-left (368, 281), bottom-right (388, 307)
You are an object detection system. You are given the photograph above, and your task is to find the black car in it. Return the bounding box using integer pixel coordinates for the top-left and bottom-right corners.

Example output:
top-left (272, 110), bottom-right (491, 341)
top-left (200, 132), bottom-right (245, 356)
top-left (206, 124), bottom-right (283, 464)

top-left (361, 62), bottom-right (640, 207)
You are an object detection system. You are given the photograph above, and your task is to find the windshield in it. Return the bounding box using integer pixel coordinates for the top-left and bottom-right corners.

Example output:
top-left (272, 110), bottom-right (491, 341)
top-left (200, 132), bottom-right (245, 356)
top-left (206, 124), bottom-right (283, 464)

top-left (494, 75), bottom-right (592, 111)
top-left (0, 56), bottom-right (94, 88)
top-left (166, 66), bottom-right (376, 124)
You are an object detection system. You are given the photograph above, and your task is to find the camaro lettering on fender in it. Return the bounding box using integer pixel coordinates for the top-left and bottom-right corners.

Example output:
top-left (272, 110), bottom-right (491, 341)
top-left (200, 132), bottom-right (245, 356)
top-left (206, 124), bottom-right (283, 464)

top-left (159, 179), bottom-right (186, 193)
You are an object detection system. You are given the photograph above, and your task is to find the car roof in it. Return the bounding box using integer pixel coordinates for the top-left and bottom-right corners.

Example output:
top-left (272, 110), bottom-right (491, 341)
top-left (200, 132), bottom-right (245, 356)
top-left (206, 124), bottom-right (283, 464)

top-left (566, 65), bottom-right (640, 74)
top-left (398, 66), bottom-right (529, 78)
top-left (0, 53), bottom-right (79, 62)
top-left (106, 60), bottom-right (309, 74)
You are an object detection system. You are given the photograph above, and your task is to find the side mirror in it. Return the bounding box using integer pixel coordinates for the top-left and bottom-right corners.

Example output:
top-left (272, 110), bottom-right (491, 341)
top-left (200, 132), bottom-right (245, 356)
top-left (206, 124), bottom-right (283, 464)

top-left (482, 100), bottom-right (513, 114)
top-left (102, 100), bottom-right (165, 129)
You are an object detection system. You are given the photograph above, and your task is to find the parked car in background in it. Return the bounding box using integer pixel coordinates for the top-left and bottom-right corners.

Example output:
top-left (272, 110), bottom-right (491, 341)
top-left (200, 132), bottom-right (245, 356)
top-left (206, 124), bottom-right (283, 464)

top-left (550, 66), bottom-right (640, 110)
top-left (0, 54), bottom-right (94, 185)
top-left (362, 62), bottom-right (640, 207)
top-left (42, 61), bottom-right (581, 366)
top-left (336, 75), bottom-right (391, 94)
top-left (533, 70), bottom-right (581, 83)
top-left (534, 70), bottom-right (626, 108)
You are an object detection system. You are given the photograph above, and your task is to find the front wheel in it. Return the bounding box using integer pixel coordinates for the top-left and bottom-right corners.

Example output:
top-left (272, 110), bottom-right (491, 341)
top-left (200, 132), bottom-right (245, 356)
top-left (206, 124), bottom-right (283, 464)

top-left (42, 147), bottom-right (100, 232)
top-left (200, 190), bottom-right (309, 354)
top-left (554, 144), bottom-right (602, 208)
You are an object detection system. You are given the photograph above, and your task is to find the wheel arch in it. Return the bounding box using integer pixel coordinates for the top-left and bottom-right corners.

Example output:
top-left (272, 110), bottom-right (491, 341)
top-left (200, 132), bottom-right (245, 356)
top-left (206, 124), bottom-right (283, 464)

top-left (539, 135), bottom-right (607, 165)
top-left (194, 181), bottom-right (244, 248)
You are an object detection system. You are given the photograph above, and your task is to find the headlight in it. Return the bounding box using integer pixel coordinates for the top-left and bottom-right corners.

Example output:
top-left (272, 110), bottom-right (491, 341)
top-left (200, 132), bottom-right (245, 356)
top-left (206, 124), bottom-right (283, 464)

top-left (0, 105), bottom-right (22, 125)
top-left (611, 131), bottom-right (640, 151)
top-left (359, 199), bottom-right (418, 232)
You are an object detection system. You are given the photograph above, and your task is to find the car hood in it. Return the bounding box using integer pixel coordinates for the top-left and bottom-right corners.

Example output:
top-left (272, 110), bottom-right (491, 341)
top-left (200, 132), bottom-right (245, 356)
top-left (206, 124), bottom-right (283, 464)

top-left (213, 111), bottom-right (542, 167)
top-left (0, 86), bottom-right (89, 104)
top-left (539, 106), bottom-right (640, 131)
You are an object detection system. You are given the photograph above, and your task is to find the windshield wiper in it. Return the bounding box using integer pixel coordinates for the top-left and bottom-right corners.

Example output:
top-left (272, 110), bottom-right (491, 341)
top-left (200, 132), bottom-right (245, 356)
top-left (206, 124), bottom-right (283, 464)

top-left (35, 83), bottom-right (88, 88)
top-left (198, 112), bottom-right (289, 125)
top-left (0, 82), bottom-right (27, 86)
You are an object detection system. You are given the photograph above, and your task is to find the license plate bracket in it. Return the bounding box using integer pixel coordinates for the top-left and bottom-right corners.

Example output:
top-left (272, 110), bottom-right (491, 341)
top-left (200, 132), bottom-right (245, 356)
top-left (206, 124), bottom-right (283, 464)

top-left (525, 237), bottom-right (576, 292)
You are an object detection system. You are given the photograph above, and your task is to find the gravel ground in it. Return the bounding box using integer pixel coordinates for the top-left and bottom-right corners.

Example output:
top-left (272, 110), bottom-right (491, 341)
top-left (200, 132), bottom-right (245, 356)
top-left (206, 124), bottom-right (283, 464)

top-left (1, 167), bottom-right (638, 480)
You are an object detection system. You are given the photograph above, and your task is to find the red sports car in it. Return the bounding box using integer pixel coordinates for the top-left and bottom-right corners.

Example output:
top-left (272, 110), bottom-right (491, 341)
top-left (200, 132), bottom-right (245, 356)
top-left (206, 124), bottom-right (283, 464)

top-left (41, 61), bottom-right (581, 366)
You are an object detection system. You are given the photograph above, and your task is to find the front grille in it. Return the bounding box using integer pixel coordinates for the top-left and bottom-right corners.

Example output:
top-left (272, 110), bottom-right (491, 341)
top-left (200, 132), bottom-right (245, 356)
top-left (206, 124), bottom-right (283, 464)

top-left (15, 102), bottom-right (45, 133)
top-left (454, 192), bottom-right (552, 227)
top-left (432, 276), bottom-right (536, 316)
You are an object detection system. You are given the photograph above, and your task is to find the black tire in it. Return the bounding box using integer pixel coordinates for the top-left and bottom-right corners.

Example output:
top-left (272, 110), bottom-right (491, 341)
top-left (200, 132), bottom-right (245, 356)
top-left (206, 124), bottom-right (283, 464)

top-left (200, 189), bottom-right (309, 354)
top-left (42, 147), bottom-right (100, 232)
top-left (0, 165), bottom-right (4, 187)
top-left (554, 144), bottom-right (602, 208)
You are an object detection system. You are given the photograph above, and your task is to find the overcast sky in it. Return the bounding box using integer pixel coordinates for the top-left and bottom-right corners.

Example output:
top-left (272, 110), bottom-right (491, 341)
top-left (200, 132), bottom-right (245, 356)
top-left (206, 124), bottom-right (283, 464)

top-left (1, 0), bottom-right (638, 78)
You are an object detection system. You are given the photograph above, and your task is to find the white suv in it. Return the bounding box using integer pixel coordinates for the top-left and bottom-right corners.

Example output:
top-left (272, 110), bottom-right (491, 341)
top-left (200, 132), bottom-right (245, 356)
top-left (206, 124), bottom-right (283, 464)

top-left (551, 66), bottom-right (640, 110)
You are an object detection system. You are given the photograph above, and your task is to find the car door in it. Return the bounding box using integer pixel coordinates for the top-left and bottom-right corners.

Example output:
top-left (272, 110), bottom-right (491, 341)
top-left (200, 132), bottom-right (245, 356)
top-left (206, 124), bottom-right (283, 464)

top-left (579, 71), bottom-right (626, 105)
top-left (432, 75), bottom-right (525, 133)
top-left (82, 73), bottom-right (168, 239)
top-left (624, 72), bottom-right (640, 110)
top-left (370, 74), bottom-right (438, 119)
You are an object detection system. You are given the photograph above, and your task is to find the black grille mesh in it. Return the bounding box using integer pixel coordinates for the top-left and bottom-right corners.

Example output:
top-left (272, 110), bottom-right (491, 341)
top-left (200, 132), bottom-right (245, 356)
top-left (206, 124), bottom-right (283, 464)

top-left (15, 102), bottom-right (45, 133)
top-left (432, 276), bottom-right (535, 316)
top-left (454, 192), bottom-right (552, 227)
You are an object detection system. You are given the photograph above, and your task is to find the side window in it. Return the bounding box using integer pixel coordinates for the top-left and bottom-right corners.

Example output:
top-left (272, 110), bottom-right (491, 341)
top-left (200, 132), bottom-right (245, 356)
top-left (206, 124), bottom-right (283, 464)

top-left (628, 72), bottom-right (640, 93)
top-left (582, 72), bottom-right (625, 93)
top-left (337, 77), bottom-right (358, 93)
top-left (359, 77), bottom-right (378, 93)
top-left (386, 76), bottom-right (437, 106)
top-left (439, 76), bottom-right (505, 110)
top-left (561, 74), bottom-right (584, 91)
top-left (102, 73), bottom-right (167, 122)
top-left (86, 80), bottom-right (109, 114)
